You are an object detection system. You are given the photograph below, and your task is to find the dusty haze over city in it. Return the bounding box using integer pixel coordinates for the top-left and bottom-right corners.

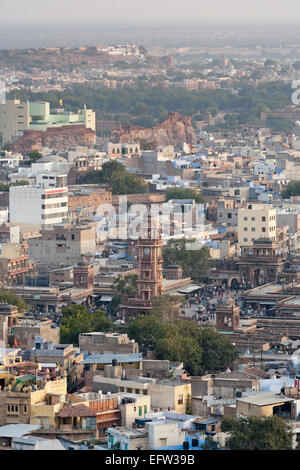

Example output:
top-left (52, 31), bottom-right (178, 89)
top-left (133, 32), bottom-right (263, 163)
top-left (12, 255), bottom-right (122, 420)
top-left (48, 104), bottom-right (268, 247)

top-left (1, 0), bottom-right (300, 22)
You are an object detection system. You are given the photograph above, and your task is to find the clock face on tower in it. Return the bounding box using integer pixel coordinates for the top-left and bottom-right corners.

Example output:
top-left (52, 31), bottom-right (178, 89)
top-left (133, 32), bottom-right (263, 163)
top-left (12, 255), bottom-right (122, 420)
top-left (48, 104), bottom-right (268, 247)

top-left (144, 248), bottom-right (150, 255)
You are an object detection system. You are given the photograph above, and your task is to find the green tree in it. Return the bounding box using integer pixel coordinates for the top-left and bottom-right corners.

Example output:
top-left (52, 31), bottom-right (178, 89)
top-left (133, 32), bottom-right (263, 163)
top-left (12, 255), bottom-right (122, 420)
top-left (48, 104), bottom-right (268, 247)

top-left (165, 187), bottom-right (204, 203)
top-left (163, 238), bottom-right (212, 280)
top-left (109, 274), bottom-right (138, 312)
top-left (222, 416), bottom-right (293, 450)
top-left (265, 115), bottom-right (294, 133)
top-left (281, 180), bottom-right (300, 199)
top-left (185, 394), bottom-right (192, 415)
top-left (0, 289), bottom-right (26, 312)
top-left (28, 150), bottom-right (42, 162)
top-left (126, 314), bottom-right (165, 354)
top-left (100, 161), bottom-right (124, 184)
top-left (0, 180), bottom-right (30, 192)
top-left (110, 171), bottom-right (148, 195)
top-left (80, 161), bottom-right (148, 195)
top-left (60, 305), bottom-right (114, 345)
top-left (151, 294), bottom-right (185, 322)
top-left (200, 436), bottom-right (220, 450)
top-left (127, 307), bottom-right (237, 375)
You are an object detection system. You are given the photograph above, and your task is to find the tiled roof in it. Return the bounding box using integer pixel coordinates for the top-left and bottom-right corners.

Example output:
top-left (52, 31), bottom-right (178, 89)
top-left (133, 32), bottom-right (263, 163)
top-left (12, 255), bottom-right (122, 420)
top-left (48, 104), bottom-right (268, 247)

top-left (58, 404), bottom-right (96, 418)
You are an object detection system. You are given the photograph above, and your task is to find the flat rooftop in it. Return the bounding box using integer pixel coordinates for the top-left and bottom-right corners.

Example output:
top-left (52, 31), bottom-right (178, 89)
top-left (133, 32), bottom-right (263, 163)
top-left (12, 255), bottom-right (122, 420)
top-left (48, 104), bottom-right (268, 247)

top-left (246, 284), bottom-right (283, 296)
top-left (237, 392), bottom-right (293, 406)
top-left (83, 353), bottom-right (142, 365)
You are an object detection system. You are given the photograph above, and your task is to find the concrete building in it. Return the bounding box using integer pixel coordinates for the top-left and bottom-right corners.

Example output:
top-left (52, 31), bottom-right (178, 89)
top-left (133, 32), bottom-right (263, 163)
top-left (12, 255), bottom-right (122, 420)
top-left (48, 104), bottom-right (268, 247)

top-left (29, 337), bottom-right (84, 387)
top-left (0, 242), bottom-right (31, 285)
top-left (147, 420), bottom-right (186, 450)
top-left (0, 377), bottom-right (67, 426)
top-left (217, 198), bottom-right (240, 227)
top-left (28, 224), bottom-right (96, 271)
top-left (238, 203), bottom-right (276, 248)
top-left (107, 426), bottom-right (148, 450)
top-left (106, 142), bottom-right (141, 158)
top-left (93, 372), bottom-right (191, 415)
top-left (0, 100), bottom-right (30, 145)
top-left (9, 185), bottom-right (68, 228)
top-left (76, 392), bottom-right (121, 436)
top-left (13, 319), bottom-right (60, 350)
top-left (79, 332), bottom-right (139, 355)
top-left (118, 393), bottom-right (151, 427)
top-left (9, 154), bottom-right (71, 185)
top-left (0, 100), bottom-right (95, 145)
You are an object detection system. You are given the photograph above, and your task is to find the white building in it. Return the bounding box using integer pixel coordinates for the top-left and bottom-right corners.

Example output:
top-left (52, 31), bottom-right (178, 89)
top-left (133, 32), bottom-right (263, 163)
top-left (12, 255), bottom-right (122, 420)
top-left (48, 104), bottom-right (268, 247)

top-left (9, 185), bottom-right (68, 228)
top-left (0, 208), bottom-right (8, 224)
top-left (9, 154), bottom-right (70, 185)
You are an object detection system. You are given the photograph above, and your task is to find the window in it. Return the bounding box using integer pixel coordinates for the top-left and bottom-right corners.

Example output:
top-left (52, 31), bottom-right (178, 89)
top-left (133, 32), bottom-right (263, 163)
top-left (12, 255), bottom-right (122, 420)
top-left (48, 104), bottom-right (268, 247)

top-left (244, 227), bottom-right (248, 231)
top-left (244, 238), bottom-right (248, 242)
top-left (251, 227), bottom-right (255, 232)
top-left (178, 395), bottom-right (183, 405)
top-left (262, 227), bottom-right (266, 232)
top-left (251, 217), bottom-right (255, 221)
top-left (138, 406), bottom-right (143, 416)
top-left (262, 216), bottom-right (266, 221)
top-left (244, 217), bottom-right (248, 221)
top-left (144, 405), bottom-right (147, 414)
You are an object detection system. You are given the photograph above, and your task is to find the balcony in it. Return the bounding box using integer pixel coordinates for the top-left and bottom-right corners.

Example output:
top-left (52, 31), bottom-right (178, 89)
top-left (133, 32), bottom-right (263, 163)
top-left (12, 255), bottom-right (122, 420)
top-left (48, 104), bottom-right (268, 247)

top-left (239, 256), bottom-right (285, 264)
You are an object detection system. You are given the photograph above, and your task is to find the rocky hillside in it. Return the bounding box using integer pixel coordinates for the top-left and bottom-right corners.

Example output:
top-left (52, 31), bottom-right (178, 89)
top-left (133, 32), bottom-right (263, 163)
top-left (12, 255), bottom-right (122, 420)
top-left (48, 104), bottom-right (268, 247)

top-left (10, 125), bottom-right (96, 154)
top-left (111, 112), bottom-right (197, 146)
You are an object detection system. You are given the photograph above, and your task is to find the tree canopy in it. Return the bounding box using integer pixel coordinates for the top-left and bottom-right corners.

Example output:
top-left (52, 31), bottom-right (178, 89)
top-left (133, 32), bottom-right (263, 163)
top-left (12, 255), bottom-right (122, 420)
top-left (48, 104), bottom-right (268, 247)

top-left (80, 161), bottom-right (148, 195)
top-left (0, 289), bottom-right (27, 312)
top-left (0, 181), bottom-right (30, 192)
top-left (109, 274), bottom-right (138, 313)
top-left (165, 187), bottom-right (204, 204)
top-left (127, 298), bottom-right (237, 375)
top-left (163, 238), bottom-right (212, 280)
top-left (281, 180), bottom-right (300, 199)
top-left (222, 416), bottom-right (293, 450)
top-left (9, 80), bottom-right (292, 132)
top-left (60, 305), bottom-right (114, 345)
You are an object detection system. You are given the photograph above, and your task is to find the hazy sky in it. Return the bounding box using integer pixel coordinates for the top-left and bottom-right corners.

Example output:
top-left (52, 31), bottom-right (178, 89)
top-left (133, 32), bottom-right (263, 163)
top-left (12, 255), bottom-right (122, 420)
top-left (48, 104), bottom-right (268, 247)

top-left (2, 0), bottom-right (300, 23)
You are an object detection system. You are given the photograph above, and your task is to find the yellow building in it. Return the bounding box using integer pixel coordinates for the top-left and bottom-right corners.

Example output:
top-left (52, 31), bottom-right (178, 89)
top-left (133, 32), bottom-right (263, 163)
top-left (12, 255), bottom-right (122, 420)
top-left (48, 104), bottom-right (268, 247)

top-left (238, 204), bottom-right (276, 248)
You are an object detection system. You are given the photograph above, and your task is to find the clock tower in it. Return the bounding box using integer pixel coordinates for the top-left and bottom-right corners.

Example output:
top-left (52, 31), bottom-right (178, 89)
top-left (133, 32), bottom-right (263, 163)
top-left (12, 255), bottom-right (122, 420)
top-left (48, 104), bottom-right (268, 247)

top-left (137, 218), bottom-right (163, 302)
top-left (121, 215), bottom-right (163, 317)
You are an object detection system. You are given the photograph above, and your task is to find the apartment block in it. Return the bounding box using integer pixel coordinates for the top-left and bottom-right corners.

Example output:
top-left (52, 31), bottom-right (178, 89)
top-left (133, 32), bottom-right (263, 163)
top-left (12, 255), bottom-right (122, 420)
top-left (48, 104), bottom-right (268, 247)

top-left (238, 203), bottom-right (276, 247)
top-left (28, 223), bottom-right (96, 271)
top-left (9, 185), bottom-right (68, 228)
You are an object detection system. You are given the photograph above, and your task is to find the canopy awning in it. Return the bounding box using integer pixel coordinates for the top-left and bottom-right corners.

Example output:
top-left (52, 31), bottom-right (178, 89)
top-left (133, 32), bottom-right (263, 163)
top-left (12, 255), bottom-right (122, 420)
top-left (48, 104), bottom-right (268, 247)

top-left (100, 295), bottom-right (113, 302)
